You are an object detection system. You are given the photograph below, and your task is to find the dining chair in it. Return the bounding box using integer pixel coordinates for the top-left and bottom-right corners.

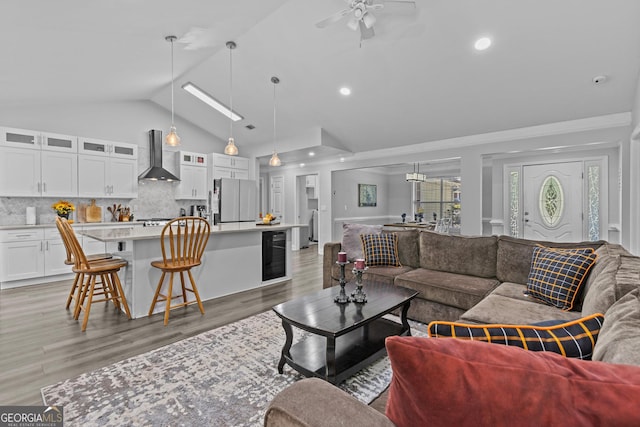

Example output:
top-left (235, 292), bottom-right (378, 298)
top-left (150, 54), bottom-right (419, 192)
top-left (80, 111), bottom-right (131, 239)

top-left (148, 217), bottom-right (210, 325)
top-left (59, 217), bottom-right (131, 331)
top-left (55, 216), bottom-right (114, 312)
top-left (434, 218), bottom-right (451, 233)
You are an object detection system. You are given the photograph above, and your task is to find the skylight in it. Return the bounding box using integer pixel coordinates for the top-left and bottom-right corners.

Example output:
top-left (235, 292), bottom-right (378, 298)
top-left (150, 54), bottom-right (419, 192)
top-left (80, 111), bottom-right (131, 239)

top-left (182, 82), bottom-right (243, 121)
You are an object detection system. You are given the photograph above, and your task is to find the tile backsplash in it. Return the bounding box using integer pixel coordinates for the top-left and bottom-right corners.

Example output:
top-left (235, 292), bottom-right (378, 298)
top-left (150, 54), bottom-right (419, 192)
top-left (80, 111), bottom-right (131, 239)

top-left (0, 181), bottom-right (205, 226)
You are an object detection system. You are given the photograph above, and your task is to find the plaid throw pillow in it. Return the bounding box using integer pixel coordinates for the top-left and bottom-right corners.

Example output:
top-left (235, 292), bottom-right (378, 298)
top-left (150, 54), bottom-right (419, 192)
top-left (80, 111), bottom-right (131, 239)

top-left (428, 313), bottom-right (604, 360)
top-left (526, 247), bottom-right (598, 310)
top-left (360, 233), bottom-right (401, 267)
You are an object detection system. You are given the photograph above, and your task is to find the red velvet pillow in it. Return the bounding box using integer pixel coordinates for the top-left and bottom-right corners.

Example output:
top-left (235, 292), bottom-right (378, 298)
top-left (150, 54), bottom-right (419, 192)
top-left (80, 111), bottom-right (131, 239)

top-left (385, 336), bottom-right (640, 427)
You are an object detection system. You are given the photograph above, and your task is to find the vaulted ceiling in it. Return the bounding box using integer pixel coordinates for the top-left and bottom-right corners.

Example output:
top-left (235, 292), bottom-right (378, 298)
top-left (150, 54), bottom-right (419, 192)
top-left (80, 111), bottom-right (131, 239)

top-left (3, 1), bottom-right (640, 164)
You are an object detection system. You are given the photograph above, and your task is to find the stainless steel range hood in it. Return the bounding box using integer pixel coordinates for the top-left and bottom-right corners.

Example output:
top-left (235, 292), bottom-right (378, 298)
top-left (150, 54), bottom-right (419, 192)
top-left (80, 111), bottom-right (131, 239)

top-left (138, 130), bottom-right (180, 181)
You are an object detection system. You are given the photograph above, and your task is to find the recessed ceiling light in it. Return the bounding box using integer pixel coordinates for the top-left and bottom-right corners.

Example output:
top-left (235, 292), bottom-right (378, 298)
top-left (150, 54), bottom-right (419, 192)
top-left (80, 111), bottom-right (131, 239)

top-left (339, 87), bottom-right (351, 96)
top-left (299, 163), bottom-right (305, 167)
top-left (339, 157), bottom-right (345, 162)
top-left (308, 152), bottom-right (315, 157)
top-left (474, 37), bottom-right (492, 51)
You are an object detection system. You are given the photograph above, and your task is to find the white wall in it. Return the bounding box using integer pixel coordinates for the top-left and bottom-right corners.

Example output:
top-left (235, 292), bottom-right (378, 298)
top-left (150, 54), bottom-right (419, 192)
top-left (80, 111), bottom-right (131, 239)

top-left (331, 168), bottom-right (396, 239)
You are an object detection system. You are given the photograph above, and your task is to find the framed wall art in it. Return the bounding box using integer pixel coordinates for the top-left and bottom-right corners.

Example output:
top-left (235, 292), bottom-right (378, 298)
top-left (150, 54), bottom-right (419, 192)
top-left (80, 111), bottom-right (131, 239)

top-left (358, 184), bottom-right (377, 207)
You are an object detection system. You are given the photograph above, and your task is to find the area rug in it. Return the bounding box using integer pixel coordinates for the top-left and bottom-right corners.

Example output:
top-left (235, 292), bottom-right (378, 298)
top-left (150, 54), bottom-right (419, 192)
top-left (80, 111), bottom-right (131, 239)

top-left (42, 310), bottom-right (428, 426)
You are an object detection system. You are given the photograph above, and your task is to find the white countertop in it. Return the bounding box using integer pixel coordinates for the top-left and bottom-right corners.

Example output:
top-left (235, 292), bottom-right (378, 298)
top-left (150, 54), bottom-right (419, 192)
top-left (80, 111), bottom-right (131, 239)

top-left (0, 221), bottom-right (144, 231)
top-left (81, 222), bottom-right (303, 242)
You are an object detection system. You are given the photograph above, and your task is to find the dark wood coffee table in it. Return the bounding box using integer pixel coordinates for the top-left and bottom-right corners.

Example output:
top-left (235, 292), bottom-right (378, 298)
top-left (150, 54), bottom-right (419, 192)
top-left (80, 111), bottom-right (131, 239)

top-left (272, 281), bottom-right (418, 385)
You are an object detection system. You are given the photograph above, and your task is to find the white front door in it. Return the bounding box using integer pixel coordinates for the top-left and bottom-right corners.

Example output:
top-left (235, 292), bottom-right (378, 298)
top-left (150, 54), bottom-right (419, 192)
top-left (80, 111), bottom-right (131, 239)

top-left (523, 162), bottom-right (583, 241)
top-left (270, 175), bottom-right (284, 221)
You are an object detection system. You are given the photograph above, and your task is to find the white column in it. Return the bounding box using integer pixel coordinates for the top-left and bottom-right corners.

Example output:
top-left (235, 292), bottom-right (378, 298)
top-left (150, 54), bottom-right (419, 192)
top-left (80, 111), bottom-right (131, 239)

top-left (460, 151), bottom-right (483, 235)
top-left (629, 72), bottom-right (640, 254)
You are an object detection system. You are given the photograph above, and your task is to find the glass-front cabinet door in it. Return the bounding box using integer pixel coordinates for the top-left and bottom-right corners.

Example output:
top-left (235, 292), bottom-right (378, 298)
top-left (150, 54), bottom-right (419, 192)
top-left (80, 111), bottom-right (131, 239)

top-left (0, 127), bottom-right (39, 150)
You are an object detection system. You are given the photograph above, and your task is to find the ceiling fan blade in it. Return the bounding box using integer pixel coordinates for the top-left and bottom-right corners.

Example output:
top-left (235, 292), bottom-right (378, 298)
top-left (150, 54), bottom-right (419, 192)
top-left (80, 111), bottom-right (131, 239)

top-left (359, 20), bottom-right (375, 40)
top-left (371, 0), bottom-right (415, 7)
top-left (315, 8), bottom-right (353, 28)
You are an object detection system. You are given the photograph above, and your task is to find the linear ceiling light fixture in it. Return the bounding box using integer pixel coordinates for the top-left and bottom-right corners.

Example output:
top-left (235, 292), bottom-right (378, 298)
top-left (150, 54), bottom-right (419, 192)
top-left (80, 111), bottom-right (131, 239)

top-left (165, 36), bottom-right (181, 147)
top-left (182, 82), bottom-right (243, 122)
top-left (269, 76), bottom-right (282, 167)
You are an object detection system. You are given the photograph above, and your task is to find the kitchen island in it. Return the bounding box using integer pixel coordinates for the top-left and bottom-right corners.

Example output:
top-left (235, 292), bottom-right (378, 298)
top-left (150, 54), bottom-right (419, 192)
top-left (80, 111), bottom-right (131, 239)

top-left (81, 222), bottom-right (301, 319)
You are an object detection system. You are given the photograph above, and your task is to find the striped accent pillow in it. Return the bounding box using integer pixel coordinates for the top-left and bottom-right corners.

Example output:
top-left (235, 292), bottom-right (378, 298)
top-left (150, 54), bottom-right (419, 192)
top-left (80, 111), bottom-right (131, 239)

top-left (360, 233), bottom-right (401, 267)
top-left (526, 246), bottom-right (598, 310)
top-left (428, 313), bottom-right (604, 360)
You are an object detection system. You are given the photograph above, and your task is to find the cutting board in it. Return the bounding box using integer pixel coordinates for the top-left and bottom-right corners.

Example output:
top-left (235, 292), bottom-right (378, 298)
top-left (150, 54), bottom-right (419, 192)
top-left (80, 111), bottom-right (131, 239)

top-left (86, 200), bottom-right (102, 223)
top-left (76, 203), bottom-right (87, 222)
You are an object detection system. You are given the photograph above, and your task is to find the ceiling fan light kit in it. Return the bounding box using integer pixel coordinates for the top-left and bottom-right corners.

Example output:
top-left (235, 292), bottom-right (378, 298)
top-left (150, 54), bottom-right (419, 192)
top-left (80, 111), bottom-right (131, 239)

top-left (165, 35), bottom-right (181, 147)
top-left (316, 0), bottom-right (414, 43)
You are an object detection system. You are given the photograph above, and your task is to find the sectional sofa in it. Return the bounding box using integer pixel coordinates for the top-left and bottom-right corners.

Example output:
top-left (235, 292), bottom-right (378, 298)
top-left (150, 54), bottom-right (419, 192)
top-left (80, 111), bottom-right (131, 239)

top-left (265, 227), bottom-right (640, 426)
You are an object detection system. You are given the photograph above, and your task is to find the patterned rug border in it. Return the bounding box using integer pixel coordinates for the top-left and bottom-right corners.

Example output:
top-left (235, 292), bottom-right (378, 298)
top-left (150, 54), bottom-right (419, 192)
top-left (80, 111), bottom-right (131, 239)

top-left (41, 310), bottom-right (428, 426)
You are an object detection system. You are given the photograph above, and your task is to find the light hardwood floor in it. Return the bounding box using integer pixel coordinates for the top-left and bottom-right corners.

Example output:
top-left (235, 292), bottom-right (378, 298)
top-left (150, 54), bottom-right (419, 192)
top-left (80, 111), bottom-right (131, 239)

top-left (0, 246), bottom-right (323, 405)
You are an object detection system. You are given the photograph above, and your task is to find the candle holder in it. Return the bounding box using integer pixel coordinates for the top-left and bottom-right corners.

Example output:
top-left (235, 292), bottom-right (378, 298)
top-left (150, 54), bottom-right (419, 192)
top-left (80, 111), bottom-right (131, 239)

top-left (334, 261), bottom-right (351, 304)
top-left (351, 266), bottom-right (368, 303)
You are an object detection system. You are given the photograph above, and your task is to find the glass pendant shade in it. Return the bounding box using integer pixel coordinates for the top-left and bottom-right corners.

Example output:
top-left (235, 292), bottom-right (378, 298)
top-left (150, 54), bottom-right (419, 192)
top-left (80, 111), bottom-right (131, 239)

top-left (269, 151), bottom-right (281, 167)
top-left (225, 41), bottom-right (239, 155)
top-left (166, 36), bottom-right (180, 146)
top-left (270, 76), bottom-right (281, 167)
top-left (166, 125), bottom-right (181, 147)
top-left (224, 137), bottom-right (238, 156)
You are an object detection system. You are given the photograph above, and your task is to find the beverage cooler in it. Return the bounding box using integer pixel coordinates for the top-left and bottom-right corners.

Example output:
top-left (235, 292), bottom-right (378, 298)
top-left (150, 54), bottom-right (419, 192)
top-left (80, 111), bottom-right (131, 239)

top-left (262, 231), bottom-right (286, 281)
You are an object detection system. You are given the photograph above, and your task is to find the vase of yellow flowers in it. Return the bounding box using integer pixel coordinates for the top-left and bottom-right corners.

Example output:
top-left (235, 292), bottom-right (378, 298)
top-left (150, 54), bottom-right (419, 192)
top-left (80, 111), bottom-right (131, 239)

top-left (52, 200), bottom-right (75, 220)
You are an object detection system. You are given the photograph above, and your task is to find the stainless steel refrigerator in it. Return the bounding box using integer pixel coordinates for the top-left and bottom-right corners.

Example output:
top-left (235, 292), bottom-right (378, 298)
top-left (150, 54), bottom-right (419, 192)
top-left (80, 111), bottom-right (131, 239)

top-left (212, 178), bottom-right (257, 223)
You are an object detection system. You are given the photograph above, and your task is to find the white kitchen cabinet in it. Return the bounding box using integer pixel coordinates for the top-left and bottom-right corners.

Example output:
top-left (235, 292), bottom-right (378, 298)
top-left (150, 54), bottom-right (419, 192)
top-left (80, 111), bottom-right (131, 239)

top-left (0, 127), bottom-right (40, 149)
top-left (110, 157), bottom-right (138, 198)
top-left (0, 147), bottom-right (41, 196)
top-left (0, 229), bottom-right (45, 283)
top-left (41, 150), bottom-right (78, 197)
top-left (77, 138), bottom-right (138, 198)
top-left (0, 128), bottom-right (78, 197)
top-left (212, 153), bottom-right (249, 170)
top-left (44, 228), bottom-right (71, 276)
top-left (210, 153), bottom-right (250, 180)
top-left (176, 151), bottom-right (208, 200)
top-left (213, 167), bottom-right (249, 180)
top-left (0, 228), bottom-right (72, 285)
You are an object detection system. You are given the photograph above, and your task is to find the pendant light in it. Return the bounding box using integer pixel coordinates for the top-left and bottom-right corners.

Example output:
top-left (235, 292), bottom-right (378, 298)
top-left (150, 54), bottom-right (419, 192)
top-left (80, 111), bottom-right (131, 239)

top-left (165, 35), bottom-right (180, 147)
top-left (224, 41), bottom-right (239, 156)
top-left (269, 76), bottom-right (282, 167)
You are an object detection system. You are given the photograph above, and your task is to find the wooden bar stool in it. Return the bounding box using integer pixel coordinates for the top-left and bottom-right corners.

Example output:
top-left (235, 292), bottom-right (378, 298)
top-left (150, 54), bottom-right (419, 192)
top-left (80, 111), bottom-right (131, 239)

top-left (59, 218), bottom-right (131, 331)
top-left (55, 217), bottom-right (113, 312)
top-left (148, 217), bottom-right (210, 325)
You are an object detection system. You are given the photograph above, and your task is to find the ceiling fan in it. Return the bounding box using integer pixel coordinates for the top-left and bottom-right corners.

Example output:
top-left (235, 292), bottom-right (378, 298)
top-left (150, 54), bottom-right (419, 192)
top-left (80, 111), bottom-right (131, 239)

top-left (316, 0), bottom-right (416, 43)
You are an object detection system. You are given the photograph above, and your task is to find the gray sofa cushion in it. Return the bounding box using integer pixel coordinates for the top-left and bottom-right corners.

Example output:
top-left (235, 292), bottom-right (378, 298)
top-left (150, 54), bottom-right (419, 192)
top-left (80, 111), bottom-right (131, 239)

top-left (419, 231), bottom-right (498, 278)
top-left (460, 292), bottom-right (579, 325)
top-left (363, 265), bottom-right (414, 286)
top-left (330, 263), bottom-right (414, 286)
top-left (495, 235), bottom-right (604, 285)
top-left (593, 288), bottom-right (640, 366)
top-left (342, 223), bottom-right (382, 261)
top-left (580, 256), bottom-right (621, 316)
top-left (582, 254), bottom-right (640, 316)
top-left (383, 229), bottom-right (419, 268)
top-left (395, 268), bottom-right (499, 310)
